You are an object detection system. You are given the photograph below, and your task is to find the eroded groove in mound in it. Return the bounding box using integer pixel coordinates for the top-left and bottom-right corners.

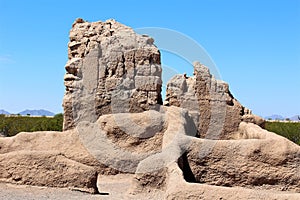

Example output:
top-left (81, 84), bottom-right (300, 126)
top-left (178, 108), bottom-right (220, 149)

top-left (178, 152), bottom-right (196, 183)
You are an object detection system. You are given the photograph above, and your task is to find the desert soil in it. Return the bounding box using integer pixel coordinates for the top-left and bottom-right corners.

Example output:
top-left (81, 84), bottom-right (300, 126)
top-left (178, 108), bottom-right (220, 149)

top-left (1, 173), bottom-right (299, 200)
top-left (0, 174), bottom-right (164, 200)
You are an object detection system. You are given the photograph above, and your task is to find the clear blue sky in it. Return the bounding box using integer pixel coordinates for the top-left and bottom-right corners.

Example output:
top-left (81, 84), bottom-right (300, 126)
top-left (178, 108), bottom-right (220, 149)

top-left (0, 0), bottom-right (299, 117)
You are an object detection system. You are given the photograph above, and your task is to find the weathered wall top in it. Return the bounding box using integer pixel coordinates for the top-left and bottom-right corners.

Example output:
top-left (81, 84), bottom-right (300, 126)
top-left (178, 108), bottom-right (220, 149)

top-left (63, 18), bottom-right (163, 130)
top-left (165, 61), bottom-right (254, 139)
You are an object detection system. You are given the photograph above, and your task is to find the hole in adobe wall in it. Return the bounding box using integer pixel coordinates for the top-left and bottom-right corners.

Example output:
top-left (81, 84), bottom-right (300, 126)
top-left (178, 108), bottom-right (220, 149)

top-left (178, 152), bottom-right (196, 183)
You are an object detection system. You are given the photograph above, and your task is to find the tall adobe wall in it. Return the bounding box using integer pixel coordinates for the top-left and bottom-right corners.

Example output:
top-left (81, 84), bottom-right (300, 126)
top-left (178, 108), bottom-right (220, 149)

top-left (63, 19), bottom-right (162, 130)
top-left (165, 62), bottom-right (257, 139)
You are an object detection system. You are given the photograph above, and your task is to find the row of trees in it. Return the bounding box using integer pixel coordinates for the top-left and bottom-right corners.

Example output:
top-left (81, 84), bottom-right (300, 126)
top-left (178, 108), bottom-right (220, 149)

top-left (264, 121), bottom-right (300, 145)
top-left (0, 114), bottom-right (63, 137)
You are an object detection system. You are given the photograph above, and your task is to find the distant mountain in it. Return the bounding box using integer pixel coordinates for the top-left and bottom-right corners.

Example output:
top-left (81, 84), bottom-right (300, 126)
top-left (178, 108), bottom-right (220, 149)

top-left (0, 109), bottom-right (10, 115)
top-left (18, 109), bottom-right (55, 116)
top-left (265, 114), bottom-right (284, 120)
top-left (290, 115), bottom-right (300, 121)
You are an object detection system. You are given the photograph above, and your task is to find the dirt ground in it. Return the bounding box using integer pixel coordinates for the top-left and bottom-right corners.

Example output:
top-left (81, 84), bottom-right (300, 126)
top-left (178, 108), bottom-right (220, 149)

top-left (1, 174), bottom-right (299, 200)
top-left (0, 174), bottom-right (164, 200)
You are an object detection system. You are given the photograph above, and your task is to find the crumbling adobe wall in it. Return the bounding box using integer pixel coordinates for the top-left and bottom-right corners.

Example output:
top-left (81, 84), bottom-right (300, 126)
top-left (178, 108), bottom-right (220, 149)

top-left (165, 62), bottom-right (253, 139)
top-left (63, 19), bottom-right (162, 130)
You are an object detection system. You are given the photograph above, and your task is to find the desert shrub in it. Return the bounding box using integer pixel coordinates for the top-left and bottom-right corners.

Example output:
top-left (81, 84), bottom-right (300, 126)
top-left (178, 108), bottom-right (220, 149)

top-left (0, 114), bottom-right (63, 137)
top-left (265, 121), bottom-right (300, 145)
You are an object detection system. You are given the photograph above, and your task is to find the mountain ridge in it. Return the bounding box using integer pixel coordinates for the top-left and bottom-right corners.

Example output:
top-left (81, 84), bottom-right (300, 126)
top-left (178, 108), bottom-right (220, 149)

top-left (0, 109), bottom-right (10, 115)
top-left (265, 114), bottom-right (300, 121)
top-left (0, 109), bottom-right (56, 116)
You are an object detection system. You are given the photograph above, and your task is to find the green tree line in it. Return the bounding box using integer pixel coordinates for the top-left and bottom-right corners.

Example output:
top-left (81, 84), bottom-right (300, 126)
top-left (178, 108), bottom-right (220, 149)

top-left (264, 121), bottom-right (300, 145)
top-left (0, 114), bottom-right (63, 137)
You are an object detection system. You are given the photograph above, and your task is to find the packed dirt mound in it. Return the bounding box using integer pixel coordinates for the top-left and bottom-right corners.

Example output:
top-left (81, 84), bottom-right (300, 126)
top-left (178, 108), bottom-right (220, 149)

top-left (1, 107), bottom-right (299, 198)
